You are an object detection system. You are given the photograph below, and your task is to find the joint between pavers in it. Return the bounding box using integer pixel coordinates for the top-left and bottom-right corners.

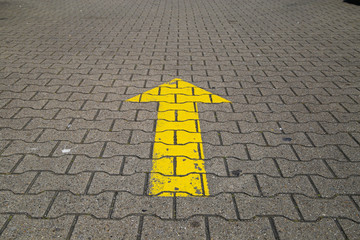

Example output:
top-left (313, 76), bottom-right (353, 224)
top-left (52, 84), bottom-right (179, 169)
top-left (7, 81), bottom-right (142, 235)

top-left (334, 218), bottom-right (350, 240)
top-left (0, 215), bottom-right (13, 237)
top-left (268, 217), bottom-right (280, 240)
top-left (66, 215), bottom-right (79, 240)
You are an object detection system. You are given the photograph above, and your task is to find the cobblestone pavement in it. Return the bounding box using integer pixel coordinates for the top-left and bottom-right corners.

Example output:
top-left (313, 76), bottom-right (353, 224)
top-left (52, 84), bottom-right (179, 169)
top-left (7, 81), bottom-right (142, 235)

top-left (0, 0), bottom-right (360, 239)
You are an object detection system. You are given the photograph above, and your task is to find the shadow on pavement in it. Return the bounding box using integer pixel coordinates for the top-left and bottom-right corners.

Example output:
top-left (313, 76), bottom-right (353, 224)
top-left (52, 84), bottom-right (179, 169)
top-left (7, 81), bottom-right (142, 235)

top-left (344, 0), bottom-right (360, 5)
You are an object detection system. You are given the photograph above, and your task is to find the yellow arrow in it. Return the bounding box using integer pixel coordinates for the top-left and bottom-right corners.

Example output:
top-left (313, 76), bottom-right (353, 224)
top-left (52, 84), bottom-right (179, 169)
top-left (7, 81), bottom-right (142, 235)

top-left (127, 78), bottom-right (230, 197)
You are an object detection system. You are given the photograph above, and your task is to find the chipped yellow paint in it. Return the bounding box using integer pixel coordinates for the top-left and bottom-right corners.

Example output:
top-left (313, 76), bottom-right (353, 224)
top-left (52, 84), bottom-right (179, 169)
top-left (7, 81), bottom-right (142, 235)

top-left (127, 78), bottom-right (230, 197)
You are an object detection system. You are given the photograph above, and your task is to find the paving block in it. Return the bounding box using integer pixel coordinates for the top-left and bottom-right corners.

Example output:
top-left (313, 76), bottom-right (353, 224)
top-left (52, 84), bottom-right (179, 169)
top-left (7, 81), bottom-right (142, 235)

top-left (274, 217), bottom-right (344, 240)
top-left (276, 159), bottom-right (334, 177)
top-left (235, 194), bottom-right (299, 220)
top-left (226, 158), bottom-right (280, 177)
top-left (207, 174), bottom-right (259, 196)
top-left (327, 160), bottom-right (360, 177)
top-left (0, 215), bottom-right (73, 239)
top-left (112, 192), bottom-right (172, 219)
top-left (311, 175), bottom-right (360, 197)
top-left (48, 192), bottom-right (113, 218)
top-left (14, 155), bottom-right (73, 173)
top-left (0, 172), bottom-right (37, 193)
top-left (257, 175), bottom-right (317, 197)
top-left (338, 219), bottom-right (360, 240)
top-left (71, 216), bottom-right (139, 239)
top-left (0, 191), bottom-right (53, 217)
top-left (68, 155), bottom-right (123, 174)
top-left (0, 155), bottom-right (22, 173)
top-left (29, 172), bottom-right (91, 194)
top-left (247, 144), bottom-right (297, 160)
top-left (208, 217), bottom-right (275, 240)
top-left (295, 195), bottom-right (360, 221)
top-left (177, 193), bottom-right (237, 219)
top-left (88, 172), bottom-right (145, 195)
top-left (141, 216), bottom-right (206, 239)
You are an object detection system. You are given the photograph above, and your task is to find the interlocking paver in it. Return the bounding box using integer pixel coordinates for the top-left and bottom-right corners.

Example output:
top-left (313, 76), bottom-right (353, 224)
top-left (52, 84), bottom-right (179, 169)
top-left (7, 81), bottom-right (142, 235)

top-left (141, 216), bottom-right (206, 239)
top-left (0, 191), bottom-right (53, 217)
top-left (208, 217), bottom-right (275, 240)
top-left (14, 155), bottom-right (73, 173)
top-left (311, 176), bottom-right (360, 197)
top-left (48, 192), bottom-right (113, 218)
top-left (0, 172), bottom-right (37, 193)
top-left (295, 195), bottom-right (360, 221)
top-left (28, 172), bottom-right (91, 194)
top-left (88, 172), bottom-right (146, 195)
top-left (235, 194), bottom-right (300, 220)
top-left (274, 218), bottom-right (344, 240)
top-left (113, 192), bottom-right (172, 219)
top-left (71, 216), bottom-right (139, 239)
top-left (257, 175), bottom-right (317, 197)
top-left (177, 193), bottom-right (237, 219)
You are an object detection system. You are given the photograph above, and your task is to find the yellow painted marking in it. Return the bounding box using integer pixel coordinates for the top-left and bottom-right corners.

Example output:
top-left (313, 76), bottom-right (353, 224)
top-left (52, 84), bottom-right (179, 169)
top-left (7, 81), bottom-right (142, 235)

top-left (127, 78), bottom-right (230, 197)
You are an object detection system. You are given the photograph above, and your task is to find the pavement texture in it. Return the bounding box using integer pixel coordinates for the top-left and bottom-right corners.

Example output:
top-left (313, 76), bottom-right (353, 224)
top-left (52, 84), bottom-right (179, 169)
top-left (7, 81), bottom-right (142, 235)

top-left (0, 0), bottom-right (359, 239)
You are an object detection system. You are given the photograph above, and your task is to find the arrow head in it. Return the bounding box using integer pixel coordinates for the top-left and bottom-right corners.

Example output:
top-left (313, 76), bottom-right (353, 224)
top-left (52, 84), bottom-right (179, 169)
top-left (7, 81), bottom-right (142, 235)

top-left (126, 78), bottom-right (230, 103)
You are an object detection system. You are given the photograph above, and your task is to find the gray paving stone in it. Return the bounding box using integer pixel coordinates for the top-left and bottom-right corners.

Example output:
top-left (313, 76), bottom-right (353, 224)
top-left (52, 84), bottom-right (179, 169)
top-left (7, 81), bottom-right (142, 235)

top-left (68, 155), bottom-right (123, 174)
top-left (308, 133), bottom-right (359, 147)
top-left (0, 172), bottom-right (36, 193)
top-left (55, 109), bottom-right (98, 120)
top-left (25, 118), bottom-right (72, 130)
top-left (84, 129), bottom-right (131, 144)
top-left (276, 159), bottom-right (334, 177)
top-left (263, 132), bottom-right (313, 147)
top-left (274, 217), bottom-right (344, 240)
top-left (257, 175), bottom-right (317, 197)
top-left (0, 191), bottom-right (53, 217)
top-left (208, 217), bottom-right (275, 240)
top-left (207, 175), bottom-right (259, 196)
top-left (96, 109), bottom-right (137, 121)
top-left (295, 195), bottom-right (360, 221)
top-left (2, 140), bottom-right (57, 157)
top-left (235, 194), bottom-right (299, 220)
top-left (237, 121), bottom-right (282, 134)
top-left (13, 108), bottom-right (59, 119)
top-left (38, 129), bottom-right (87, 143)
top-left (71, 216), bottom-right (139, 239)
top-left (293, 145), bottom-right (348, 161)
top-left (29, 172), bottom-right (91, 194)
top-left (177, 193), bottom-right (237, 219)
top-left (338, 219), bottom-right (360, 240)
top-left (141, 216), bottom-right (206, 239)
top-left (327, 160), bottom-right (360, 177)
top-left (0, 118), bottom-right (30, 130)
top-left (1, 215), bottom-right (73, 239)
top-left (0, 128), bottom-right (43, 142)
top-left (216, 112), bottom-right (256, 122)
top-left (103, 142), bottom-right (152, 158)
top-left (113, 192), bottom-right (172, 219)
top-left (279, 122), bottom-right (326, 134)
top-left (221, 132), bottom-right (266, 145)
top-left (247, 144), bottom-right (297, 160)
top-left (340, 146), bottom-right (360, 161)
top-left (227, 158), bottom-right (280, 177)
top-left (53, 141), bottom-right (104, 158)
top-left (15, 155), bottom-right (73, 173)
top-left (0, 155), bottom-right (22, 173)
top-left (88, 172), bottom-right (145, 195)
top-left (48, 192), bottom-right (113, 218)
top-left (311, 176), bottom-right (360, 197)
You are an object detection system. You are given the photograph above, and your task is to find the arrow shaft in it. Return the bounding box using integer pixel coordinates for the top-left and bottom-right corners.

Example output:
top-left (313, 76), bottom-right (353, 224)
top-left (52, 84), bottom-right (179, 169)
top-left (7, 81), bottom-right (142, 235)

top-left (149, 102), bottom-right (209, 197)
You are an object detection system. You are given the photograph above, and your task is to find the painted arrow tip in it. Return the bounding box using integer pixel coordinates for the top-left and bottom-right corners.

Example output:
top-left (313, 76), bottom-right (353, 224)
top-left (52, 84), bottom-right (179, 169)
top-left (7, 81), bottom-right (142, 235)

top-left (126, 78), bottom-right (231, 103)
